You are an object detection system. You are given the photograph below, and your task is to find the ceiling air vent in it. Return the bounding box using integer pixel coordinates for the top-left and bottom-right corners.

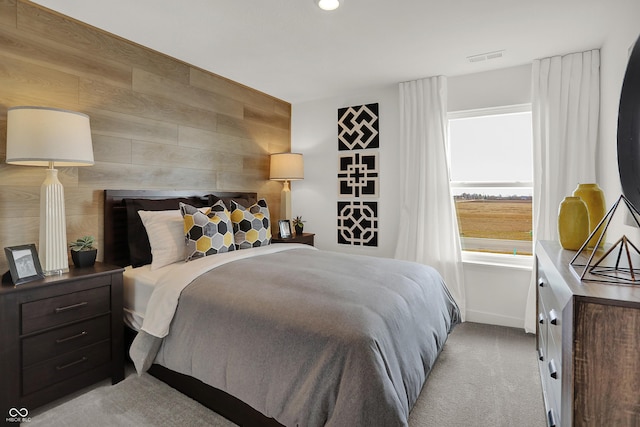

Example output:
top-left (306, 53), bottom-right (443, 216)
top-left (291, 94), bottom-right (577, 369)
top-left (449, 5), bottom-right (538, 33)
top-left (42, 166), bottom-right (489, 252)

top-left (467, 50), bottom-right (505, 63)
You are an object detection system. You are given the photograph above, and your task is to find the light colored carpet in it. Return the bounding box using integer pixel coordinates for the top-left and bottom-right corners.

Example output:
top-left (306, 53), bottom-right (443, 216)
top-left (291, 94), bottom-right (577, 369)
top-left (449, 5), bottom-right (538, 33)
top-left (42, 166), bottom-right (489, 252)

top-left (408, 322), bottom-right (546, 427)
top-left (29, 372), bottom-right (236, 427)
top-left (29, 322), bottom-right (546, 426)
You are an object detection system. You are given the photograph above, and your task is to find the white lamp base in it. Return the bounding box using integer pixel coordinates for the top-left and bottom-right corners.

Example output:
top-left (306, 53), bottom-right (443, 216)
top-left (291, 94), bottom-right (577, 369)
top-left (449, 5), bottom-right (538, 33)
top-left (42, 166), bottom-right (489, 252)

top-left (39, 168), bottom-right (69, 275)
top-left (281, 180), bottom-right (292, 220)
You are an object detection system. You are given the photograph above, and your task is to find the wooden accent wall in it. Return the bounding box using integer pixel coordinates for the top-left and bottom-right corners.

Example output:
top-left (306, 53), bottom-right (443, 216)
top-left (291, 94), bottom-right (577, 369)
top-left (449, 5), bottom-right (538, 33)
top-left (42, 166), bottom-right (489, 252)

top-left (0, 1), bottom-right (290, 272)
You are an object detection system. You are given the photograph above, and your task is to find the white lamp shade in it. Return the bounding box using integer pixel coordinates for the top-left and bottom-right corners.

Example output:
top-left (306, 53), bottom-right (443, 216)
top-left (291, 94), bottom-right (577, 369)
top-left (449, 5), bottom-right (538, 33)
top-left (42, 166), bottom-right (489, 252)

top-left (6, 106), bottom-right (94, 167)
top-left (270, 153), bottom-right (304, 181)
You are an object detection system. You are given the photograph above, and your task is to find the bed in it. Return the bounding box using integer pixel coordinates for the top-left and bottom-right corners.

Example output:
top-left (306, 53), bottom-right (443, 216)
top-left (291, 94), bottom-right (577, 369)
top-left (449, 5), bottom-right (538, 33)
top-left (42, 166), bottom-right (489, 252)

top-left (103, 189), bottom-right (460, 427)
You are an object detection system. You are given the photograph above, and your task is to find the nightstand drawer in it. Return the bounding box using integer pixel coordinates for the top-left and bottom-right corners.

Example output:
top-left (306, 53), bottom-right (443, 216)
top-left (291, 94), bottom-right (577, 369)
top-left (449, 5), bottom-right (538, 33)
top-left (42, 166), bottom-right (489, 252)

top-left (21, 286), bottom-right (111, 334)
top-left (22, 315), bottom-right (111, 367)
top-left (22, 340), bottom-right (111, 395)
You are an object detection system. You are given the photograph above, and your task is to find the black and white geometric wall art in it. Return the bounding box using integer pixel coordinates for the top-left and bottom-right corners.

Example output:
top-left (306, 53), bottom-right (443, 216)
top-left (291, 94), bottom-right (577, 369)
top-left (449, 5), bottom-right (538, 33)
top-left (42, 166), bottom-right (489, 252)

top-left (338, 103), bottom-right (379, 151)
top-left (338, 151), bottom-right (379, 198)
top-left (337, 102), bottom-right (380, 247)
top-left (337, 201), bottom-right (378, 247)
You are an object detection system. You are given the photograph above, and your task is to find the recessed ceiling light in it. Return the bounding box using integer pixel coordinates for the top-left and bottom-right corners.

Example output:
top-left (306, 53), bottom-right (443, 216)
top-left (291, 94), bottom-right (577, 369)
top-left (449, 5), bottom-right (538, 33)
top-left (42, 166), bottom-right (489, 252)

top-left (317, 0), bottom-right (340, 11)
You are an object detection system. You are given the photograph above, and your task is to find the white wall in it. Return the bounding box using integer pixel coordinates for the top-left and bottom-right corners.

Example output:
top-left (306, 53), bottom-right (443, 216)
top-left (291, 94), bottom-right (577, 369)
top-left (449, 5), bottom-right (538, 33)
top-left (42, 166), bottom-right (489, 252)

top-left (291, 84), bottom-right (400, 258)
top-left (597, 3), bottom-right (640, 242)
top-left (448, 64), bottom-right (532, 112)
top-left (291, 5), bottom-right (640, 329)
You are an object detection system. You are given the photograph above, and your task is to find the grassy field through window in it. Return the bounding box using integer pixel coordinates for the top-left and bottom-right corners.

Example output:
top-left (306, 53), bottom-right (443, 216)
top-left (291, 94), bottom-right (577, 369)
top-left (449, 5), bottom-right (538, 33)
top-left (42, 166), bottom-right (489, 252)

top-left (454, 198), bottom-right (533, 255)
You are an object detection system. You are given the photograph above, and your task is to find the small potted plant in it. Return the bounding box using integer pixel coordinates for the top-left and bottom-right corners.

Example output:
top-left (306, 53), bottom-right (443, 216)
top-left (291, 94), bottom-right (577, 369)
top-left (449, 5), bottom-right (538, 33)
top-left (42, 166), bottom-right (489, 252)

top-left (69, 235), bottom-right (97, 268)
top-left (292, 216), bottom-right (305, 236)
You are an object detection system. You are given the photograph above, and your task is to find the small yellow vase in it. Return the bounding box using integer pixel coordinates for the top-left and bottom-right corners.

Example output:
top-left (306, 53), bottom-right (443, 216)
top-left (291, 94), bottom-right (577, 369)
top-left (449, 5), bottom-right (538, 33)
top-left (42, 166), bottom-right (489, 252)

top-left (572, 183), bottom-right (606, 248)
top-left (558, 196), bottom-right (590, 250)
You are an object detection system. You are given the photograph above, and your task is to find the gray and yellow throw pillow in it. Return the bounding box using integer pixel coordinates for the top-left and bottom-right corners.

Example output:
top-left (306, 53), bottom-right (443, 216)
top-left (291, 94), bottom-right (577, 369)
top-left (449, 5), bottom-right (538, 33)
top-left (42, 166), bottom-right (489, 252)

top-left (180, 200), bottom-right (235, 261)
top-left (230, 199), bottom-right (272, 249)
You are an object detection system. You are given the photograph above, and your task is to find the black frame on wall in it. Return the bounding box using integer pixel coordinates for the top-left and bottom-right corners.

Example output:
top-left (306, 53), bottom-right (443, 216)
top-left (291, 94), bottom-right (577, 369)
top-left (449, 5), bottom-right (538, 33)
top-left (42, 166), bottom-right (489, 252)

top-left (337, 102), bottom-right (380, 247)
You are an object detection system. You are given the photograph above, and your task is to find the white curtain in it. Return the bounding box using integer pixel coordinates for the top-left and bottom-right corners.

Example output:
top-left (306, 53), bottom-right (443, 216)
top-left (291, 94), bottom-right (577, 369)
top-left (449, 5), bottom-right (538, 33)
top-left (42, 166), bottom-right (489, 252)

top-left (523, 50), bottom-right (600, 333)
top-left (395, 76), bottom-right (466, 320)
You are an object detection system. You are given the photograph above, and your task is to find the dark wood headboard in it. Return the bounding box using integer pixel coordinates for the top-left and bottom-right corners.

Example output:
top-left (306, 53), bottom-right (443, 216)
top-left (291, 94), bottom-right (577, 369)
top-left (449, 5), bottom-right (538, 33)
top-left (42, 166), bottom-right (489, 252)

top-left (103, 189), bottom-right (258, 267)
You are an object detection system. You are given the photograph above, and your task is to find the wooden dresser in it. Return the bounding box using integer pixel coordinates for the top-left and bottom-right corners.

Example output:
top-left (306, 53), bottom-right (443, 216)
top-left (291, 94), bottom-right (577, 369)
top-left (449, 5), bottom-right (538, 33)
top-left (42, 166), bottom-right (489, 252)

top-left (536, 241), bottom-right (640, 426)
top-left (0, 263), bottom-right (124, 423)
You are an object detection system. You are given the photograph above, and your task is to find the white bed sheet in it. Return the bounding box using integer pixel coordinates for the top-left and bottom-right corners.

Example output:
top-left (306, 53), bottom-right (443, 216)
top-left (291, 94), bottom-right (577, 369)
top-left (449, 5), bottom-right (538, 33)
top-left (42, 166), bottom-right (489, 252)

top-left (123, 264), bottom-right (175, 330)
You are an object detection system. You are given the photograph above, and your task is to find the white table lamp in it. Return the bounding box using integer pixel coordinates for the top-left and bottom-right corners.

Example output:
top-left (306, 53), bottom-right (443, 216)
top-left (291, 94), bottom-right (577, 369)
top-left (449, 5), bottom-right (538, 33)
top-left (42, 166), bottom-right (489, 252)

top-left (6, 106), bottom-right (94, 275)
top-left (270, 153), bottom-right (304, 220)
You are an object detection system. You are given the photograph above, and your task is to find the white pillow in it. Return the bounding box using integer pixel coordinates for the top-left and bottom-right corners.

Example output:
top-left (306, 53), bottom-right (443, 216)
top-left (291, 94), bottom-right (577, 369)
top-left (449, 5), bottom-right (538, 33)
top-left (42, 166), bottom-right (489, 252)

top-left (137, 210), bottom-right (185, 270)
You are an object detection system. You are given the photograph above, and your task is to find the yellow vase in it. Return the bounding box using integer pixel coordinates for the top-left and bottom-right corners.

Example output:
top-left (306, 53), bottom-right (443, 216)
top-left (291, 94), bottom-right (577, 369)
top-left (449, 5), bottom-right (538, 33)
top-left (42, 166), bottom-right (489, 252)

top-left (558, 197), bottom-right (590, 250)
top-left (572, 183), bottom-right (606, 248)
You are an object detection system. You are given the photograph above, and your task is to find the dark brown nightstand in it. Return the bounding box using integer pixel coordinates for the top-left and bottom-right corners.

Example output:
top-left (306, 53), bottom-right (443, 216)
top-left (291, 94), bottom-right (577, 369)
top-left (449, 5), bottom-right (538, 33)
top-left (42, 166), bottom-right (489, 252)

top-left (272, 232), bottom-right (315, 247)
top-left (0, 263), bottom-right (124, 421)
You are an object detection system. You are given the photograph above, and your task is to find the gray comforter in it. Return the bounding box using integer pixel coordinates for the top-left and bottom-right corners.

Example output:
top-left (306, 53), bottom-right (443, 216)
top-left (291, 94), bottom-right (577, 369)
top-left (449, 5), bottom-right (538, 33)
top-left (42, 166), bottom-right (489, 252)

top-left (130, 248), bottom-right (460, 427)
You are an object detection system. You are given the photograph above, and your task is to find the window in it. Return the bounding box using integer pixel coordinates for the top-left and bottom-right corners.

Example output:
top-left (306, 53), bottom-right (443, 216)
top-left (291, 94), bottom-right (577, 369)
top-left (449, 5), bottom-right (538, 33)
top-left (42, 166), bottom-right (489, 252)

top-left (448, 105), bottom-right (533, 256)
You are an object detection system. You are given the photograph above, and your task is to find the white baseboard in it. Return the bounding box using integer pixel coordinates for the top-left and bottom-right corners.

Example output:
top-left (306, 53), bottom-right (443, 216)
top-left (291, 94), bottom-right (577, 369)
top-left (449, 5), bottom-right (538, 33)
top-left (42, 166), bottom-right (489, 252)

top-left (465, 309), bottom-right (524, 329)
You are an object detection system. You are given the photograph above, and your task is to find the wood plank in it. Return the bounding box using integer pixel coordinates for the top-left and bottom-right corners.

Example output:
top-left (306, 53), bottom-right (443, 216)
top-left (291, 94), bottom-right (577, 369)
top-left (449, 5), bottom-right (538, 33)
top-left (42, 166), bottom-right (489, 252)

top-left (0, 0), bottom-right (17, 28)
top-left (17, 1), bottom-right (190, 84)
top-left (78, 162), bottom-right (219, 190)
top-left (92, 135), bottom-right (132, 164)
top-left (216, 171), bottom-right (267, 193)
top-left (0, 216), bottom-right (39, 267)
top-left (258, 180), bottom-right (285, 195)
top-left (243, 155), bottom-right (270, 175)
top-left (79, 79), bottom-right (218, 133)
top-left (273, 101), bottom-right (291, 118)
top-left (0, 186), bottom-right (98, 219)
top-left (0, 53), bottom-right (80, 107)
top-left (216, 113), bottom-right (289, 148)
top-left (133, 68), bottom-right (244, 118)
top-left (244, 105), bottom-right (290, 130)
top-left (86, 108), bottom-right (178, 145)
top-left (63, 187), bottom-right (101, 216)
top-left (269, 138), bottom-right (291, 155)
top-left (131, 140), bottom-right (243, 171)
top-left (0, 23), bottom-right (131, 88)
top-left (0, 186), bottom-right (39, 218)
top-left (177, 126), bottom-right (265, 155)
top-left (189, 67), bottom-right (289, 111)
top-left (0, 165), bottom-right (77, 187)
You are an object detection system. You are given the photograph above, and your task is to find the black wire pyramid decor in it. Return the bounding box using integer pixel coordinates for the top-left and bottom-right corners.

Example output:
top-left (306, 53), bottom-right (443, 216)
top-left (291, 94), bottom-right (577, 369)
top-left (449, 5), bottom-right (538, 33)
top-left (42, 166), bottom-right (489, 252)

top-left (570, 194), bottom-right (640, 284)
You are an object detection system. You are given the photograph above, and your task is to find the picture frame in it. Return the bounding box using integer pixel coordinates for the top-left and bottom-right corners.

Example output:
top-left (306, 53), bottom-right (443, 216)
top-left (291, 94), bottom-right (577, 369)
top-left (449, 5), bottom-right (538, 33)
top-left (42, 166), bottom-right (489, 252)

top-left (278, 220), bottom-right (292, 239)
top-left (4, 244), bottom-right (45, 285)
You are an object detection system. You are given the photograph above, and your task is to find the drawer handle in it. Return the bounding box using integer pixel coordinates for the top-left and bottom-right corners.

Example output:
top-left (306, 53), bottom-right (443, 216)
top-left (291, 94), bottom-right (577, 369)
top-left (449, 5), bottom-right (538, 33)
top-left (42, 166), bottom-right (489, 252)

top-left (548, 359), bottom-right (558, 379)
top-left (538, 278), bottom-right (545, 287)
top-left (538, 347), bottom-right (544, 361)
top-left (548, 408), bottom-right (557, 427)
top-left (548, 309), bottom-right (558, 325)
top-left (538, 313), bottom-right (545, 324)
top-left (54, 301), bottom-right (88, 313)
top-left (55, 331), bottom-right (88, 344)
top-left (56, 356), bottom-right (88, 371)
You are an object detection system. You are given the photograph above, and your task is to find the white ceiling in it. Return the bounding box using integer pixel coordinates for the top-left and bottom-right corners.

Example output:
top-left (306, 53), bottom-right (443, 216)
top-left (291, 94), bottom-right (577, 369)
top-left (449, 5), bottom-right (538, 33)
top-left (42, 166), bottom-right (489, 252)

top-left (32, 0), bottom-right (628, 104)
